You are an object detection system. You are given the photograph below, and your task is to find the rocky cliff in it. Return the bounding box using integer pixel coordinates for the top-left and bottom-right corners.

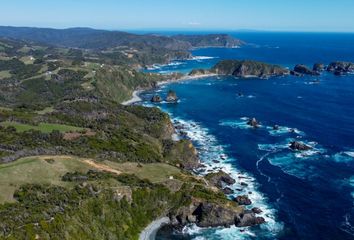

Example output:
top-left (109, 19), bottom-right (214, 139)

top-left (210, 60), bottom-right (289, 78)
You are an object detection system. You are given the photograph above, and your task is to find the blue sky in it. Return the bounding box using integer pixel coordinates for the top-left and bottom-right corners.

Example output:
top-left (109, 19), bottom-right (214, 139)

top-left (1, 0), bottom-right (354, 32)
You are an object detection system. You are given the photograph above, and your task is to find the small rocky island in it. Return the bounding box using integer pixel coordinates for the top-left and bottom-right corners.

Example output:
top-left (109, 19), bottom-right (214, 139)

top-left (189, 60), bottom-right (354, 79)
top-left (189, 60), bottom-right (289, 78)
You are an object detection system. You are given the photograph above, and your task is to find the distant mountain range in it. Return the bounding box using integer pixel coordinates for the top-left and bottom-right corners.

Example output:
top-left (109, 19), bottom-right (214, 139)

top-left (0, 26), bottom-right (244, 50)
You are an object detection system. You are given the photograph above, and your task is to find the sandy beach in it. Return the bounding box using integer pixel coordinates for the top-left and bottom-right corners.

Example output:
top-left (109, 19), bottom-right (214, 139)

top-left (121, 90), bottom-right (143, 105)
top-left (139, 217), bottom-right (170, 240)
top-left (121, 74), bottom-right (218, 106)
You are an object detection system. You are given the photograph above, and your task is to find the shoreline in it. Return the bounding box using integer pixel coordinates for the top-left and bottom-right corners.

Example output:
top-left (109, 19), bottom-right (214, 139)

top-left (139, 217), bottom-right (170, 240)
top-left (121, 90), bottom-right (143, 105)
top-left (121, 73), bottom-right (217, 106)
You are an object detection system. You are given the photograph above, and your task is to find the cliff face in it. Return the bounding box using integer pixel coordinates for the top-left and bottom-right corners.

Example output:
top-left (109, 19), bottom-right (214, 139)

top-left (211, 60), bottom-right (289, 78)
top-left (172, 34), bottom-right (244, 48)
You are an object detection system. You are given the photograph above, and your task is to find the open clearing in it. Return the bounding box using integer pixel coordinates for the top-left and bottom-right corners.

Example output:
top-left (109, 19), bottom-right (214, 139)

top-left (0, 155), bottom-right (181, 203)
top-left (0, 121), bottom-right (84, 133)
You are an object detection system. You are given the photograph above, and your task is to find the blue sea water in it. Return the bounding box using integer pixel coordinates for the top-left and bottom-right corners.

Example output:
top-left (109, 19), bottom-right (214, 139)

top-left (142, 32), bottom-right (354, 240)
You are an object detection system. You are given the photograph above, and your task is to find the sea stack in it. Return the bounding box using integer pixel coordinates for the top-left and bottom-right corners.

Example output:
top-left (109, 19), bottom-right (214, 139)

top-left (247, 118), bottom-right (260, 128)
top-left (289, 141), bottom-right (312, 151)
top-left (151, 95), bottom-right (162, 103)
top-left (166, 90), bottom-right (178, 103)
top-left (293, 64), bottom-right (320, 76)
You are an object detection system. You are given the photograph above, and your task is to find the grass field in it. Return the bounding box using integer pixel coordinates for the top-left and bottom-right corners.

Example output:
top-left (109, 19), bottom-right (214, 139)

top-left (0, 156), bottom-right (93, 203)
top-left (0, 70), bottom-right (11, 79)
top-left (0, 121), bottom-right (84, 133)
top-left (0, 155), bottom-right (182, 203)
top-left (105, 161), bottom-right (181, 183)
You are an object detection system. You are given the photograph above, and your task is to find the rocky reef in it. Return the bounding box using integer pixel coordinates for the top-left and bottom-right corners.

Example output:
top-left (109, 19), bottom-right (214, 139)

top-left (327, 61), bottom-right (354, 76)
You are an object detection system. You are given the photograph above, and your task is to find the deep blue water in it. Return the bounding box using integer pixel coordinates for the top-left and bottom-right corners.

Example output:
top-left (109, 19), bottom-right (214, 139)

top-left (142, 32), bottom-right (354, 240)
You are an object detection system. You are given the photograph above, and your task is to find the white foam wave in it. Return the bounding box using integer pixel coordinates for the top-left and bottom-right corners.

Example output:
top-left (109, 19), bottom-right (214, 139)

top-left (219, 119), bottom-right (257, 130)
top-left (169, 116), bottom-right (282, 238)
top-left (266, 126), bottom-right (305, 136)
top-left (191, 56), bottom-right (218, 60)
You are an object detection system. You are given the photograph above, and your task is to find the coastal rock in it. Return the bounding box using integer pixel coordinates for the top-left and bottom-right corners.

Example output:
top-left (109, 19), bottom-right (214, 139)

top-left (327, 61), bottom-right (354, 75)
top-left (252, 207), bottom-right (263, 214)
top-left (151, 95), bottom-right (162, 103)
top-left (236, 212), bottom-right (265, 227)
top-left (294, 64), bottom-right (320, 76)
top-left (234, 195), bottom-right (252, 205)
top-left (223, 187), bottom-right (235, 195)
top-left (247, 118), bottom-right (260, 128)
top-left (313, 63), bottom-right (325, 72)
top-left (205, 170), bottom-right (236, 188)
top-left (211, 60), bottom-right (289, 78)
top-left (171, 198), bottom-right (257, 229)
top-left (273, 125), bottom-right (279, 130)
top-left (166, 90), bottom-right (178, 103)
top-left (289, 141), bottom-right (312, 151)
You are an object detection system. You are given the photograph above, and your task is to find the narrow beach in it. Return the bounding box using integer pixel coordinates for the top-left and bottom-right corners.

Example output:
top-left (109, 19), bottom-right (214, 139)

top-left (139, 217), bottom-right (170, 240)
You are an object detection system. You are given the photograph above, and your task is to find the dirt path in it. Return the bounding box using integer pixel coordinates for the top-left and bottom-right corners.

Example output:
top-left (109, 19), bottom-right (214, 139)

top-left (82, 159), bottom-right (121, 175)
top-left (36, 155), bottom-right (121, 175)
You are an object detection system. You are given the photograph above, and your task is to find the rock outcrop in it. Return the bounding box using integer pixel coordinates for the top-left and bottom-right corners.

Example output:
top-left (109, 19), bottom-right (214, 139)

top-left (293, 64), bottom-right (320, 76)
top-left (205, 171), bottom-right (236, 188)
top-left (166, 90), bottom-right (178, 103)
top-left (151, 95), bottom-right (162, 103)
top-left (289, 141), bottom-right (312, 151)
top-left (247, 118), bottom-right (260, 128)
top-left (171, 198), bottom-right (264, 228)
top-left (327, 61), bottom-right (354, 75)
top-left (313, 63), bottom-right (325, 72)
top-left (211, 60), bottom-right (290, 78)
top-left (236, 211), bottom-right (265, 227)
top-left (234, 195), bottom-right (252, 206)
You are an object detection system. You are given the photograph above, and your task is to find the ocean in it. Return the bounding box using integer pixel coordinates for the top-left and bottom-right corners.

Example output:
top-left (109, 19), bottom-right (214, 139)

top-left (141, 32), bottom-right (354, 240)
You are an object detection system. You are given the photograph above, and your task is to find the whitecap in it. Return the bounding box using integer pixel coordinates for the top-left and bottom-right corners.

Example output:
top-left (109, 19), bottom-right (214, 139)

top-left (220, 118), bottom-right (258, 130)
top-left (191, 56), bottom-right (218, 60)
top-left (266, 126), bottom-right (305, 136)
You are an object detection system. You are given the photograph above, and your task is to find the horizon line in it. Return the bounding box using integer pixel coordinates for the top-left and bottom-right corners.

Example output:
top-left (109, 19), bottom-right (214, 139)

top-left (1, 25), bottom-right (354, 34)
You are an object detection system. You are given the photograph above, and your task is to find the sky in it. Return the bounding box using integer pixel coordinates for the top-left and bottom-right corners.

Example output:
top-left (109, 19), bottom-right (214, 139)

top-left (0, 0), bottom-right (354, 32)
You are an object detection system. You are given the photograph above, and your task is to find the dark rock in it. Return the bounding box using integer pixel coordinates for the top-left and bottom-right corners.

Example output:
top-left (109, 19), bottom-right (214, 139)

top-left (294, 64), bottom-right (320, 76)
top-left (240, 182), bottom-right (248, 187)
top-left (212, 160), bottom-right (220, 163)
top-left (223, 187), bottom-right (235, 194)
top-left (172, 200), bottom-right (243, 228)
top-left (327, 61), bottom-right (354, 75)
top-left (289, 141), bottom-right (312, 151)
top-left (247, 118), bottom-right (260, 128)
top-left (166, 90), bottom-right (178, 103)
top-left (151, 95), bottom-right (162, 102)
top-left (236, 212), bottom-right (265, 227)
top-left (205, 171), bottom-right (236, 188)
top-left (313, 63), bottom-right (325, 72)
top-left (252, 207), bottom-right (263, 214)
top-left (273, 125), bottom-right (279, 130)
top-left (234, 195), bottom-right (252, 205)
